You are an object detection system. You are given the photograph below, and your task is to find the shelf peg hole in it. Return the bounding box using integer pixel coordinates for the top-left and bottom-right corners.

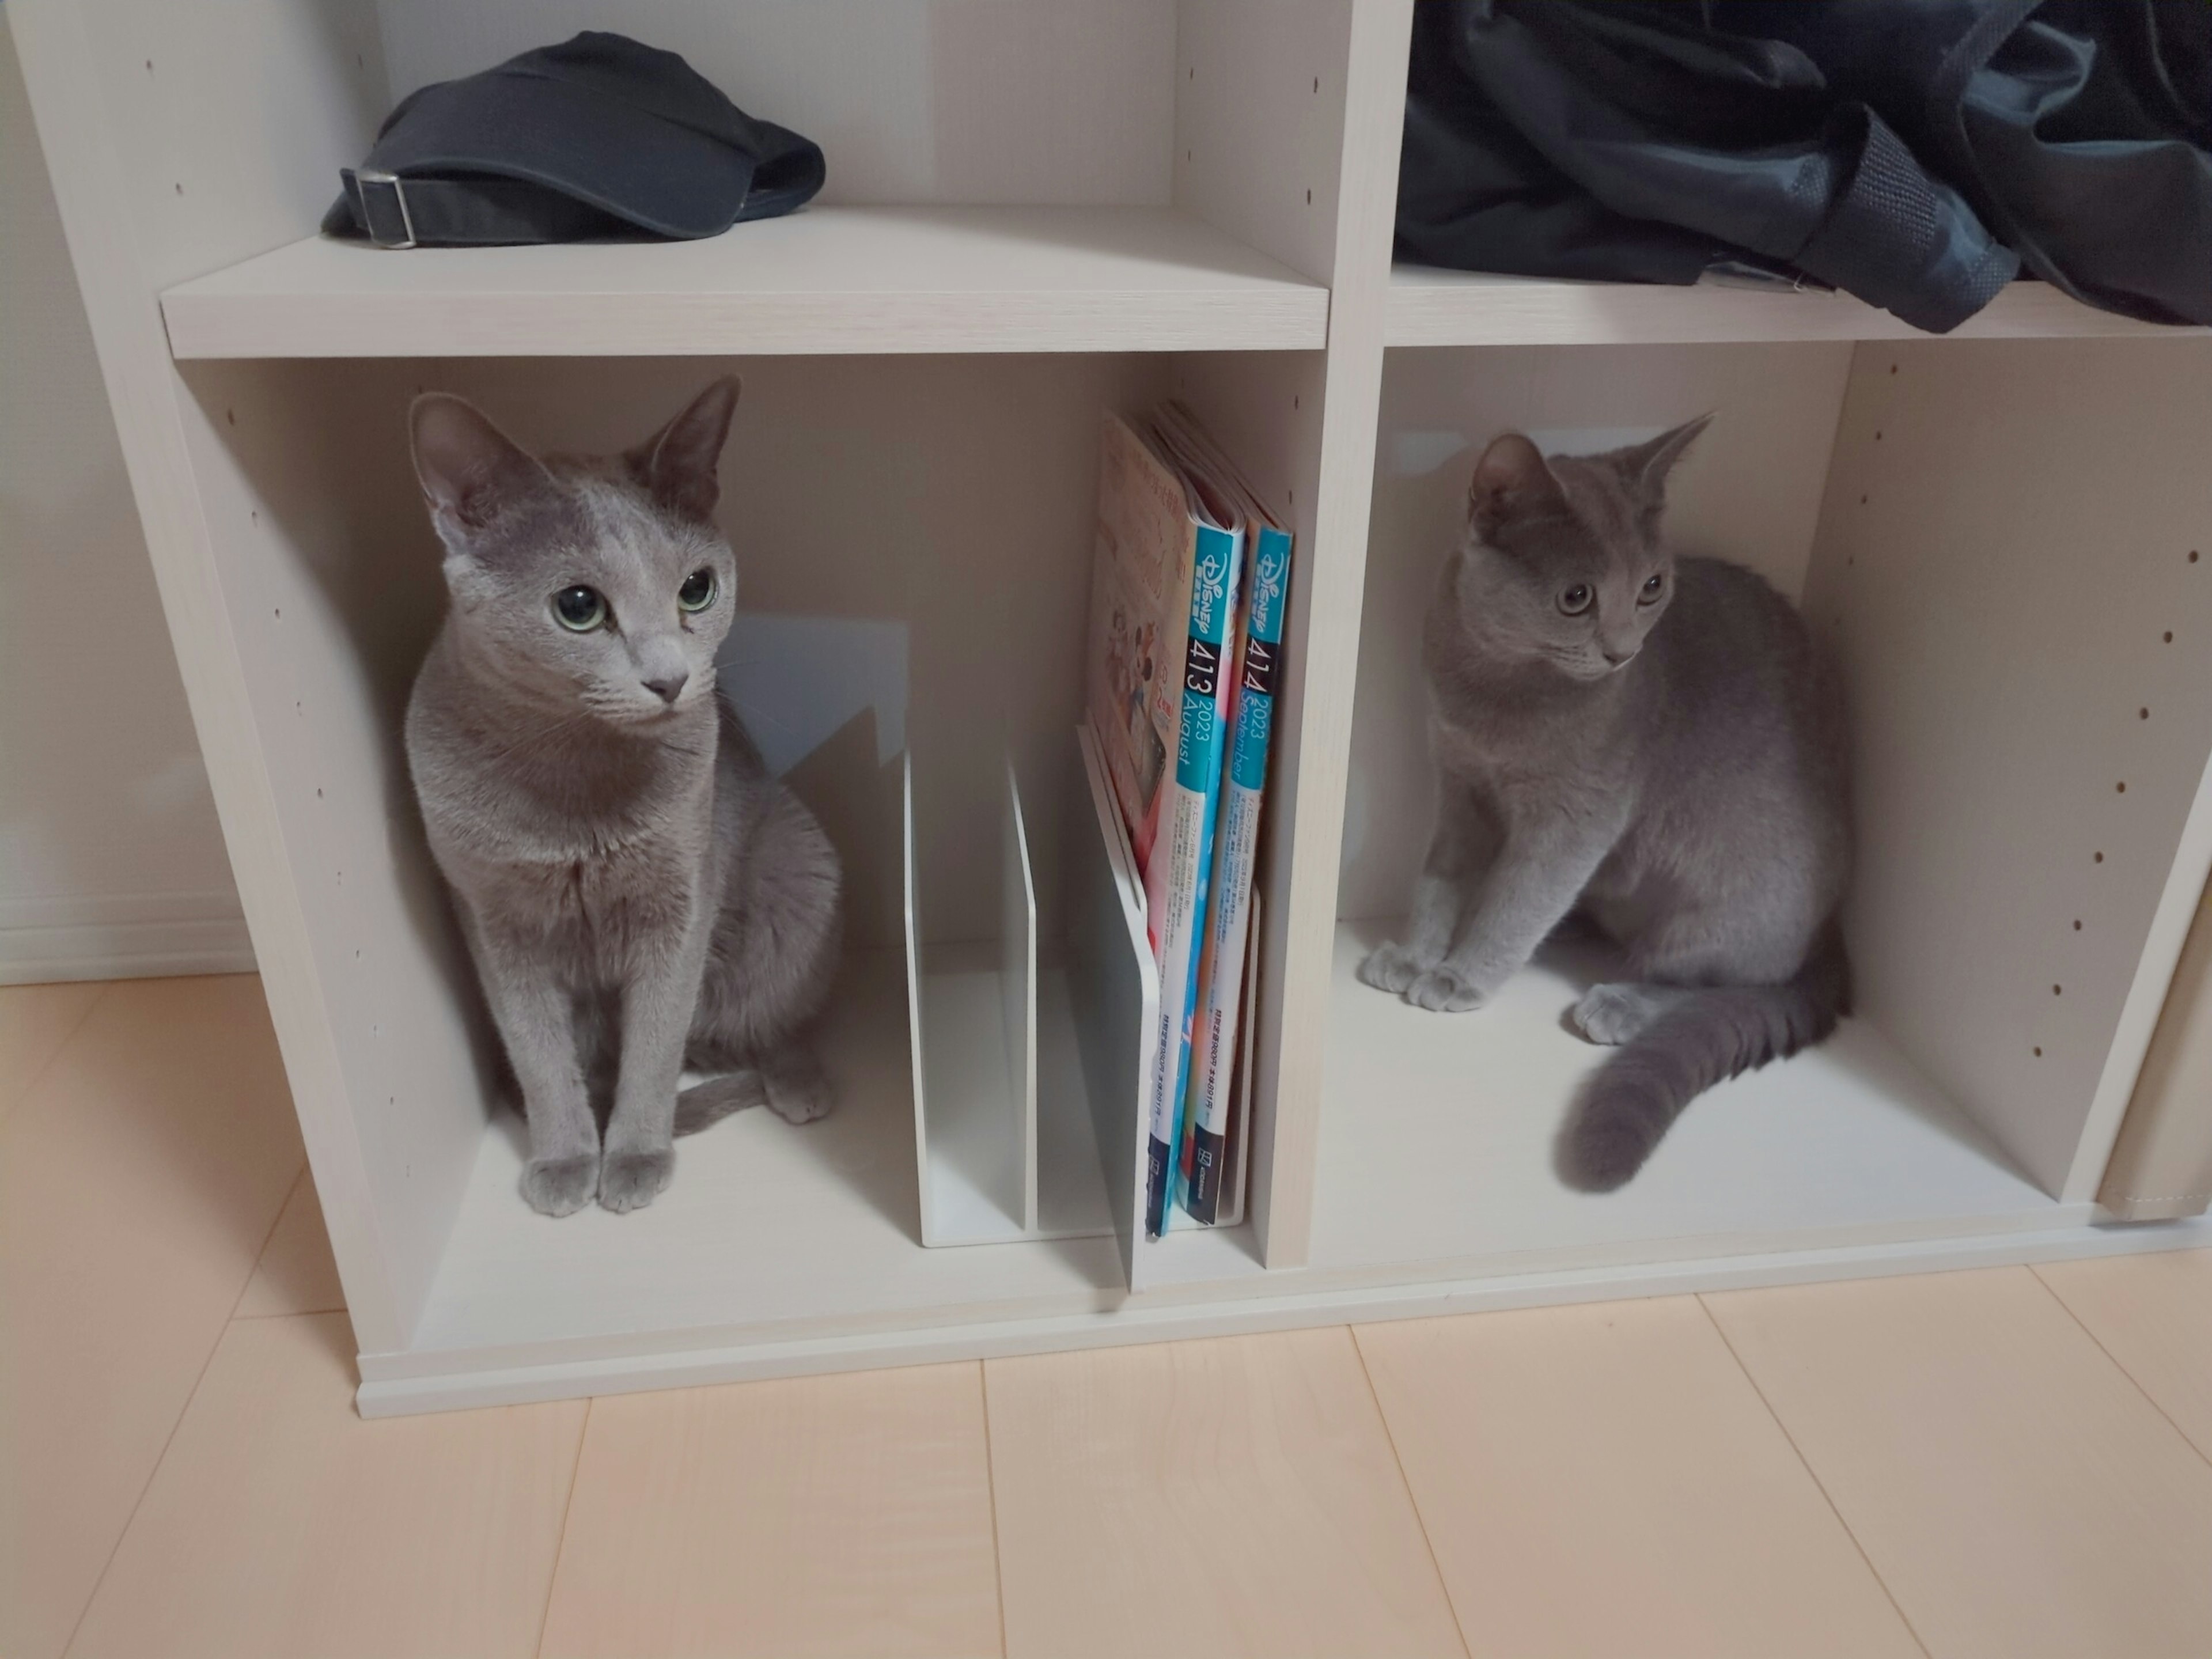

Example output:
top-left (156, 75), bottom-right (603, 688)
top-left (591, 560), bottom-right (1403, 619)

top-left (1313, 76), bottom-right (1320, 93)
top-left (2054, 984), bottom-right (2063, 995)
top-left (226, 408), bottom-right (236, 426)
top-left (2094, 850), bottom-right (2105, 863)
top-left (2073, 919), bottom-right (2082, 930)
top-left (316, 787), bottom-right (323, 799)
top-left (1306, 188), bottom-right (1312, 204)
top-left (2117, 781), bottom-right (2126, 793)
top-left (2191, 550), bottom-right (2200, 563)
top-left (2164, 631), bottom-right (2175, 643)
top-left (2141, 707), bottom-right (2150, 719)
top-left (2034, 1046), bottom-right (2044, 1057)
top-left (173, 182), bottom-right (183, 195)
top-left (1874, 430), bottom-right (1883, 441)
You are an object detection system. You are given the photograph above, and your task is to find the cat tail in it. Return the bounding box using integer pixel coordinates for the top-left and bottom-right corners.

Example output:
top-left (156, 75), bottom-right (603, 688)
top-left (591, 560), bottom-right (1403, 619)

top-left (673, 1070), bottom-right (766, 1137)
top-left (1563, 922), bottom-right (1851, 1192)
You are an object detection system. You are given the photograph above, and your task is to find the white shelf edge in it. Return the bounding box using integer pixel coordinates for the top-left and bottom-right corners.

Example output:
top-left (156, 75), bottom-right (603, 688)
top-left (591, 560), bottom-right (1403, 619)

top-left (1386, 267), bottom-right (2207, 348)
top-left (354, 1207), bottom-right (2212, 1415)
top-left (159, 206), bottom-right (1331, 360)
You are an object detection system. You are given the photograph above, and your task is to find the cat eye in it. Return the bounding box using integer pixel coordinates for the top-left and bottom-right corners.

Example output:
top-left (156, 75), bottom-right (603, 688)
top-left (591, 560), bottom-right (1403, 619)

top-left (1559, 583), bottom-right (1593, 616)
top-left (677, 568), bottom-right (718, 613)
top-left (552, 585), bottom-right (607, 632)
top-left (1639, 573), bottom-right (1666, 604)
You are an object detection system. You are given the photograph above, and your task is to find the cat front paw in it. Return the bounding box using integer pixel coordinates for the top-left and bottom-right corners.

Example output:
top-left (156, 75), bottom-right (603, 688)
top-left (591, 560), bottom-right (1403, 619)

top-left (521, 1154), bottom-right (599, 1217)
top-left (1408, 965), bottom-right (1488, 1013)
top-left (599, 1147), bottom-right (675, 1213)
top-left (1358, 942), bottom-right (1431, 995)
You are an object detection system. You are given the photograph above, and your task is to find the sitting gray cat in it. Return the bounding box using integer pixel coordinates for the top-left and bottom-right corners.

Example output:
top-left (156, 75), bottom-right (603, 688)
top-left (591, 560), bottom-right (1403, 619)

top-left (405, 378), bottom-right (842, 1217)
top-left (1359, 417), bottom-right (1850, 1191)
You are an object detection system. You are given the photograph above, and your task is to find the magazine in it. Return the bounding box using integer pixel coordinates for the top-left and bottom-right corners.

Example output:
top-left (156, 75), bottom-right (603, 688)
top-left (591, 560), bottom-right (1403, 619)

top-left (1154, 411), bottom-right (1293, 1226)
top-left (1085, 410), bottom-right (1246, 1238)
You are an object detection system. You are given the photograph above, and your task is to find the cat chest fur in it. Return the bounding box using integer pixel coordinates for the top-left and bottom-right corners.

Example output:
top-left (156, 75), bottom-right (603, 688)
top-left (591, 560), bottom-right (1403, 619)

top-left (485, 836), bottom-right (707, 965)
top-left (410, 693), bottom-right (723, 973)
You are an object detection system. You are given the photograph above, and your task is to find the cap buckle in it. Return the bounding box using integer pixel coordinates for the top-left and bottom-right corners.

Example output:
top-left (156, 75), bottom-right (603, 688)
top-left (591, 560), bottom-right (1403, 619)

top-left (354, 168), bottom-right (419, 249)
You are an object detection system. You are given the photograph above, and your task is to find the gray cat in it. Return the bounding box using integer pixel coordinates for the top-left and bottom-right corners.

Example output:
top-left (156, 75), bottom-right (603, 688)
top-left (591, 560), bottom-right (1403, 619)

top-left (1359, 418), bottom-right (1851, 1190)
top-left (405, 379), bottom-right (842, 1217)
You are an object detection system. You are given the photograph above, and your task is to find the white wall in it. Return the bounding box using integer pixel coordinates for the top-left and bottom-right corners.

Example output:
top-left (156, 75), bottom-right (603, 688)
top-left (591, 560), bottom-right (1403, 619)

top-left (0, 19), bottom-right (247, 982)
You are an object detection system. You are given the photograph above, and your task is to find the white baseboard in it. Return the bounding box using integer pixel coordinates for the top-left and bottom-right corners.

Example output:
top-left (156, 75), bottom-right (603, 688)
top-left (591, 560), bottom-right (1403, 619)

top-left (0, 891), bottom-right (256, 984)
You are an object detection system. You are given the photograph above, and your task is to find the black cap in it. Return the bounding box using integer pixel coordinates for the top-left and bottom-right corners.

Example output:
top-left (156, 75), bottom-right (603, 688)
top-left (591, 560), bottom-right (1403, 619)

top-left (324, 33), bottom-right (825, 247)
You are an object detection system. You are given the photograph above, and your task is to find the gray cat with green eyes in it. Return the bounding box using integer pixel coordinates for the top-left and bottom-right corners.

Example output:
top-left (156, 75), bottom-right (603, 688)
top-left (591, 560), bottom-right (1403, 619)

top-left (406, 379), bottom-right (841, 1217)
top-left (1360, 418), bottom-right (1851, 1191)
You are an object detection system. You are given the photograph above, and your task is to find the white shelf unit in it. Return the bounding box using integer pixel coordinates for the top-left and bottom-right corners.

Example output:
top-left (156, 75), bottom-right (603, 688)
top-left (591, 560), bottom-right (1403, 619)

top-left (16, 0), bottom-right (2212, 1416)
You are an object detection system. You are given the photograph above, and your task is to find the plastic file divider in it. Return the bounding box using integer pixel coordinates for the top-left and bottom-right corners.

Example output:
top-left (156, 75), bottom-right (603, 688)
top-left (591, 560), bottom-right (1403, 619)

top-left (1003, 762), bottom-right (1040, 1232)
top-left (1069, 722), bottom-right (1160, 1289)
top-left (905, 746), bottom-right (1118, 1253)
top-left (906, 753), bottom-right (1031, 1244)
top-left (903, 753), bottom-right (933, 1237)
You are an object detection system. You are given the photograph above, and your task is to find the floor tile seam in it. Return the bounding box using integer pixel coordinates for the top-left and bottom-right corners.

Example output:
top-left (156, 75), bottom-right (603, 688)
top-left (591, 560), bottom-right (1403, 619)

top-left (1693, 1293), bottom-right (1934, 1659)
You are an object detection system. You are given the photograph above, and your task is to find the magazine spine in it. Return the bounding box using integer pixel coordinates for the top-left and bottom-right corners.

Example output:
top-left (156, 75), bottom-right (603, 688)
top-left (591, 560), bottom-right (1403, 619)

top-left (1179, 521), bottom-right (1291, 1224)
top-left (1143, 518), bottom-right (1241, 1240)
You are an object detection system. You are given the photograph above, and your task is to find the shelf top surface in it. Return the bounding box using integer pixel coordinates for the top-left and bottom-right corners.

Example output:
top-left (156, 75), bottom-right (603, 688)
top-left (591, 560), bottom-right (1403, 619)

top-left (1310, 926), bottom-right (2061, 1278)
top-left (1388, 264), bottom-right (2207, 347)
top-left (399, 956), bottom-right (1259, 1364)
top-left (397, 934), bottom-right (2070, 1370)
top-left (160, 204), bottom-right (1330, 359)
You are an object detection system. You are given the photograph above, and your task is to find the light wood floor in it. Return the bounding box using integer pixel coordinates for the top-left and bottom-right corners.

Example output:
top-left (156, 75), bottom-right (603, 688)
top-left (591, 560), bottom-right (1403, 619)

top-left (6, 975), bottom-right (2212, 1659)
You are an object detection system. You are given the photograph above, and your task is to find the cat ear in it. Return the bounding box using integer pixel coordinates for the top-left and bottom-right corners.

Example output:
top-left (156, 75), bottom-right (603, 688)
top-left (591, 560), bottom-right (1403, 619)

top-left (1469, 433), bottom-right (1565, 535)
top-left (628, 376), bottom-right (741, 523)
top-left (1618, 414), bottom-right (1711, 497)
top-left (408, 395), bottom-right (550, 536)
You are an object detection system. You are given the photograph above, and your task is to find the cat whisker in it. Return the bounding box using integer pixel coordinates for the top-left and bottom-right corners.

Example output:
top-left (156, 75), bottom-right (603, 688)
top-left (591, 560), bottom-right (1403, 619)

top-left (735, 706), bottom-right (802, 741)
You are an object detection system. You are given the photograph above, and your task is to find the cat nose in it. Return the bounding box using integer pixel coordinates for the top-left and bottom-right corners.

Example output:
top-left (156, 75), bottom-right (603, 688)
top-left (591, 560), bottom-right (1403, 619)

top-left (642, 672), bottom-right (688, 705)
top-left (1603, 646), bottom-right (1637, 667)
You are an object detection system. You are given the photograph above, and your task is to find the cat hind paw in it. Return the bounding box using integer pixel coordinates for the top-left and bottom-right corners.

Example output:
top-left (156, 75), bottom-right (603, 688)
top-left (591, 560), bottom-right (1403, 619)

top-left (1571, 983), bottom-right (1664, 1046)
top-left (766, 1077), bottom-right (832, 1124)
top-left (762, 1052), bottom-right (834, 1125)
